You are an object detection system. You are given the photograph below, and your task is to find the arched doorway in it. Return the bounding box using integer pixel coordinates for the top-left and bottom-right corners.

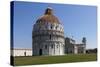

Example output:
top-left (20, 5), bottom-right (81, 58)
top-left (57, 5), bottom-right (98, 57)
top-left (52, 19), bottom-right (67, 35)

top-left (24, 52), bottom-right (26, 56)
top-left (39, 49), bottom-right (42, 55)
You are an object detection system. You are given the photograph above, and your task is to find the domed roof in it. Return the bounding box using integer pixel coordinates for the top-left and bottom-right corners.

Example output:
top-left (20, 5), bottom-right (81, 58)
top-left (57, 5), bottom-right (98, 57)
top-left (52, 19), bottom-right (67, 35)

top-left (36, 7), bottom-right (60, 24)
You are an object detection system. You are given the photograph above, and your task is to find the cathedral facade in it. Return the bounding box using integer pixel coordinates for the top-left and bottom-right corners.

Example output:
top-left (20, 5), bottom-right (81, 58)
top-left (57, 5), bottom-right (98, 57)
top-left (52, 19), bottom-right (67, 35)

top-left (32, 7), bottom-right (65, 56)
top-left (65, 37), bottom-right (86, 54)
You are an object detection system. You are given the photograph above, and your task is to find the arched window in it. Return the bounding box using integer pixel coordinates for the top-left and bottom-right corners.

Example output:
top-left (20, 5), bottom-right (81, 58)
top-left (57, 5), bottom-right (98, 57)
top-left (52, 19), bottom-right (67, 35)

top-left (50, 35), bottom-right (51, 39)
top-left (45, 45), bottom-right (47, 49)
top-left (51, 44), bottom-right (53, 48)
top-left (57, 45), bottom-right (59, 48)
top-left (56, 26), bottom-right (58, 30)
top-left (38, 26), bottom-right (41, 30)
top-left (51, 25), bottom-right (53, 29)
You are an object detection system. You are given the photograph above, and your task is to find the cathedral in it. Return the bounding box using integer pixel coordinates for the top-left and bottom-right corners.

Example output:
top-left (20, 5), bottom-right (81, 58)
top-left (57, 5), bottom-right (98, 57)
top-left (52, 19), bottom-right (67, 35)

top-left (32, 7), bottom-right (65, 56)
top-left (65, 37), bottom-right (86, 54)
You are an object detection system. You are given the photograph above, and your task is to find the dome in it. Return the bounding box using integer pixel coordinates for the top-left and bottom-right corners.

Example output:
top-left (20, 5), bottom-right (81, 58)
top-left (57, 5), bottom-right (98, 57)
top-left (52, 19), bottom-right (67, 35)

top-left (36, 7), bottom-right (60, 24)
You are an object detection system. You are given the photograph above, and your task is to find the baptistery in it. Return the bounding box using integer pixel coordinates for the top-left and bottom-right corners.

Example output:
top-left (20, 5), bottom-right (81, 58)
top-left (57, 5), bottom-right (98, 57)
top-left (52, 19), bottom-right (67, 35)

top-left (32, 7), bottom-right (65, 56)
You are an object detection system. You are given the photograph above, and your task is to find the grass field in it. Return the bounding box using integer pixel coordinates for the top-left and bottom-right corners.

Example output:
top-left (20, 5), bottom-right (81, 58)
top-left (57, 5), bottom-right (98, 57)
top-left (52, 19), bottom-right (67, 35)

top-left (13, 54), bottom-right (97, 66)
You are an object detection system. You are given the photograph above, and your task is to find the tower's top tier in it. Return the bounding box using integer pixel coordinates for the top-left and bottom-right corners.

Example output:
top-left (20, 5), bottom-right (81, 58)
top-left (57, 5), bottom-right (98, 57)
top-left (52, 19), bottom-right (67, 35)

top-left (36, 7), bottom-right (61, 24)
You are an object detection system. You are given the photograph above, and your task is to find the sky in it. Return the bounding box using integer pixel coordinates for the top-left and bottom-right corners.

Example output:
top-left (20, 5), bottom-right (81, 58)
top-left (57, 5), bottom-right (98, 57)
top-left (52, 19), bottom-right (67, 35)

top-left (12, 1), bottom-right (97, 49)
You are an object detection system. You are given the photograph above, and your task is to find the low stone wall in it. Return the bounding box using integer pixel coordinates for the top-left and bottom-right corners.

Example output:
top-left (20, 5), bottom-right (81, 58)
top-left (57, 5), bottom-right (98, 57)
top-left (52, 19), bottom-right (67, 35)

top-left (11, 48), bottom-right (32, 56)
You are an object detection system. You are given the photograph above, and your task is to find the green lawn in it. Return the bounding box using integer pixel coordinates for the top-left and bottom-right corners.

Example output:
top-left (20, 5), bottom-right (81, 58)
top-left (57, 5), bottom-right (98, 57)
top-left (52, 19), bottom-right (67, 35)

top-left (13, 54), bottom-right (97, 66)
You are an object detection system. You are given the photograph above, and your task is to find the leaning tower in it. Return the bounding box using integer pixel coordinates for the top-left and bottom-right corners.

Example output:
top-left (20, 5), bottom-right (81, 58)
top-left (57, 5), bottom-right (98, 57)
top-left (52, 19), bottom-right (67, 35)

top-left (32, 7), bottom-right (65, 56)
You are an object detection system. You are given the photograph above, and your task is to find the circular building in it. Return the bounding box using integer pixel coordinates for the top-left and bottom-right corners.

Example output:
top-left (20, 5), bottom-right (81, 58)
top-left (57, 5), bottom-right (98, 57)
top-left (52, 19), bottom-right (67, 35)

top-left (32, 7), bottom-right (65, 56)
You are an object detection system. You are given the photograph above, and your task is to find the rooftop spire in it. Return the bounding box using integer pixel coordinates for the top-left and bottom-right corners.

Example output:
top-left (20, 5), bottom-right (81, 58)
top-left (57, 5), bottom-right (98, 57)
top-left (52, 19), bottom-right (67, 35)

top-left (44, 7), bottom-right (53, 15)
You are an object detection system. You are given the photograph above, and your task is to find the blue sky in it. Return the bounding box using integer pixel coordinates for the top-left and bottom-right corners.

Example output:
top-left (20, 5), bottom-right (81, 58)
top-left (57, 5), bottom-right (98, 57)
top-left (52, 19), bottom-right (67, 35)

top-left (13, 1), bottom-right (97, 49)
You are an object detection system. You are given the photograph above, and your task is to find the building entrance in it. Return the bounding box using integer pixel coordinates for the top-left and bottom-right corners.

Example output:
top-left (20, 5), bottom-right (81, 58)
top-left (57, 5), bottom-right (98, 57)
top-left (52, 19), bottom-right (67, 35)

top-left (39, 49), bottom-right (42, 55)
